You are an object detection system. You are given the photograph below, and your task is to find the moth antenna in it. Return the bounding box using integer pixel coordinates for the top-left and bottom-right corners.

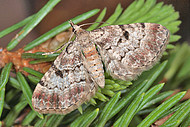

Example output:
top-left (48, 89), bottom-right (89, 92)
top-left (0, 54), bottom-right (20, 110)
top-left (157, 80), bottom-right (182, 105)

top-left (43, 20), bottom-right (110, 56)
top-left (42, 21), bottom-right (76, 56)
top-left (79, 21), bottom-right (110, 28)
top-left (69, 20), bottom-right (110, 29)
top-left (42, 41), bottom-right (71, 55)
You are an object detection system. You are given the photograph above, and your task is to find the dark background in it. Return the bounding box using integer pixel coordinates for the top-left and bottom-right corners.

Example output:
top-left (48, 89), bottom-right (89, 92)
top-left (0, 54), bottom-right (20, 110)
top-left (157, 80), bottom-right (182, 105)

top-left (0, 0), bottom-right (189, 50)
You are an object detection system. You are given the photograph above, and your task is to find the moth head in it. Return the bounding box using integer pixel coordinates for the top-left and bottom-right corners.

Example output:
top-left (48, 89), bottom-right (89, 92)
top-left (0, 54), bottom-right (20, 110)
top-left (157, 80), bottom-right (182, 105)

top-left (69, 20), bottom-right (85, 35)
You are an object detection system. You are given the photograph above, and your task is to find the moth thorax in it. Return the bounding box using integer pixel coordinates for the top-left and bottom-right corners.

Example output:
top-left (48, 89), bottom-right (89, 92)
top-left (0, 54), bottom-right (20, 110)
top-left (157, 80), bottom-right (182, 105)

top-left (77, 33), bottom-right (91, 44)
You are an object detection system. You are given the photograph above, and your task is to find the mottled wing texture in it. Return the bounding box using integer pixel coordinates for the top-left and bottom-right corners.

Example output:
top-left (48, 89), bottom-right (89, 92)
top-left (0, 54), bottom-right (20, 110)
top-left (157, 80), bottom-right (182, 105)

top-left (91, 23), bottom-right (169, 81)
top-left (32, 42), bottom-right (96, 114)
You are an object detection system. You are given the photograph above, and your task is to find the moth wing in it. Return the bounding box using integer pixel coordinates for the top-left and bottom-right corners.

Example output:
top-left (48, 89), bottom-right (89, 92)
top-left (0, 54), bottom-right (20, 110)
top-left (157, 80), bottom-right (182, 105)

top-left (91, 23), bottom-right (170, 81)
top-left (32, 42), bottom-right (96, 114)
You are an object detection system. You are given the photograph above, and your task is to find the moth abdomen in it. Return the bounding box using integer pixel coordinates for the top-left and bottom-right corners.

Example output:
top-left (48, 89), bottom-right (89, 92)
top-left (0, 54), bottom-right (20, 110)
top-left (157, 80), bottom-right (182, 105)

top-left (82, 43), bottom-right (105, 88)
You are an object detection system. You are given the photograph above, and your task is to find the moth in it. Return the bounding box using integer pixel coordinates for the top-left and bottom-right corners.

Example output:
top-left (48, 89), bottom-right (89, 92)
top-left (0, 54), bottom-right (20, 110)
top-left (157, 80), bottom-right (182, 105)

top-left (32, 21), bottom-right (170, 114)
